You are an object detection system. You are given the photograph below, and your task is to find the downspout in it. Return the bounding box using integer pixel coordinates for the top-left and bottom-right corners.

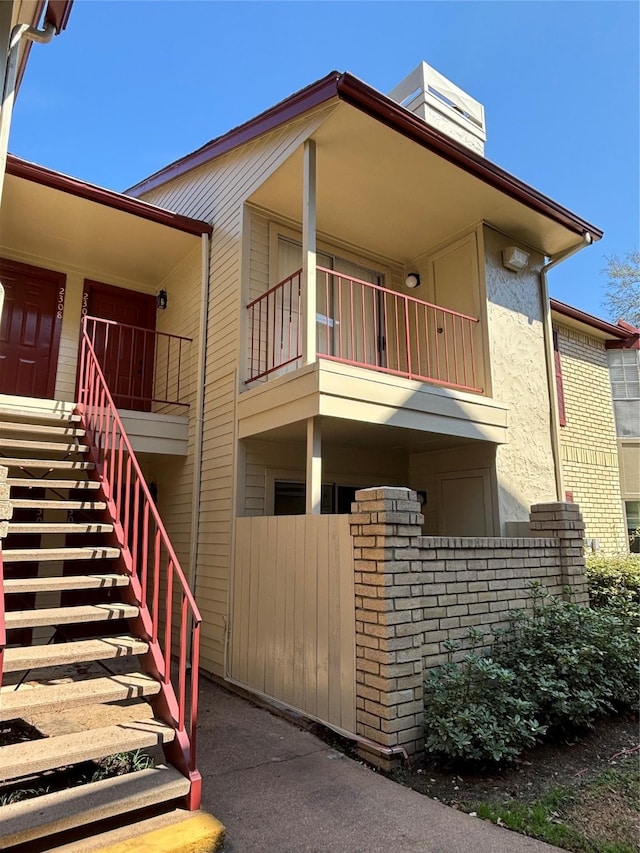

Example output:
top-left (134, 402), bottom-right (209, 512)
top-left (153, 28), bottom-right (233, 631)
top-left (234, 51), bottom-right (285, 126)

top-left (0, 20), bottom-right (56, 203)
top-left (540, 233), bottom-right (592, 500)
top-left (188, 232), bottom-right (211, 595)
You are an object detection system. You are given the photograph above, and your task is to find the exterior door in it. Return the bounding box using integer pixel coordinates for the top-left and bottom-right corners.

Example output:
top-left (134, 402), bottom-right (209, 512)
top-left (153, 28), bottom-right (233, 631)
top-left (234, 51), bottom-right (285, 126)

top-left (0, 258), bottom-right (65, 399)
top-left (85, 281), bottom-right (156, 410)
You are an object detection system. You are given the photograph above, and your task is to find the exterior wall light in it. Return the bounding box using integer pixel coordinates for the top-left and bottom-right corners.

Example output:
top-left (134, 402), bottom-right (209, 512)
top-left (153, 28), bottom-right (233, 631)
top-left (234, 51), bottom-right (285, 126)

top-left (405, 272), bottom-right (421, 288)
top-left (502, 246), bottom-right (530, 272)
top-left (156, 289), bottom-right (168, 310)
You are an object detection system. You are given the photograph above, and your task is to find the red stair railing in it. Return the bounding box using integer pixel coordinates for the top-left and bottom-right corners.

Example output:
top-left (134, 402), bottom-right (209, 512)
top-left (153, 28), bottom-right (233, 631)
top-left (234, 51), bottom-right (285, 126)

top-left (77, 318), bottom-right (202, 809)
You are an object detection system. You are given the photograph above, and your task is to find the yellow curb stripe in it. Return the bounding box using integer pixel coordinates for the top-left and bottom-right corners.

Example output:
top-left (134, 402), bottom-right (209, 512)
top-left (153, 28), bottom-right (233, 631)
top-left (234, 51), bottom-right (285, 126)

top-left (96, 813), bottom-right (225, 853)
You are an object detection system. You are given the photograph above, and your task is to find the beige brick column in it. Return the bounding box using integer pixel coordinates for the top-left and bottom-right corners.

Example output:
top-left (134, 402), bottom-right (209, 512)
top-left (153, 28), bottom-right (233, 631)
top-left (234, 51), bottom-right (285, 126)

top-left (349, 487), bottom-right (424, 768)
top-left (0, 465), bottom-right (12, 539)
top-left (529, 501), bottom-right (589, 603)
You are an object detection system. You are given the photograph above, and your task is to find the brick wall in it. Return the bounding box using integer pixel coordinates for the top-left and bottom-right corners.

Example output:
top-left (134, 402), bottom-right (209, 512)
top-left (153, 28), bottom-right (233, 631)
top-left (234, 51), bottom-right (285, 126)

top-left (555, 323), bottom-right (627, 553)
top-left (349, 486), bottom-right (588, 766)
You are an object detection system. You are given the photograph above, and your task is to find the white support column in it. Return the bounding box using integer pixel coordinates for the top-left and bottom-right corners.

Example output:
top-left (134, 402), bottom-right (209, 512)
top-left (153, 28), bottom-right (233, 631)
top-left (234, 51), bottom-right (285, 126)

top-left (306, 416), bottom-right (322, 515)
top-left (301, 139), bottom-right (317, 365)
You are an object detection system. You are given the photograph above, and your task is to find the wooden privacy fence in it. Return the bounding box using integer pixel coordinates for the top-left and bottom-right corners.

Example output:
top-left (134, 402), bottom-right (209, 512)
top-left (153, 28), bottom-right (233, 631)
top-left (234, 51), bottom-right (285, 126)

top-left (230, 514), bottom-right (356, 734)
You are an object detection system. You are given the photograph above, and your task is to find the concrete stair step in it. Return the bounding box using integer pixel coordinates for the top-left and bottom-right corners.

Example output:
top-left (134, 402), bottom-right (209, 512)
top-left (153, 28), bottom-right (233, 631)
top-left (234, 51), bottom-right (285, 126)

top-left (1, 458), bottom-right (95, 471)
top-left (0, 422), bottom-right (85, 439)
top-left (4, 602), bottom-right (137, 630)
top-left (2, 545), bottom-right (118, 563)
top-left (0, 671), bottom-right (160, 720)
top-left (9, 499), bottom-right (107, 511)
top-left (0, 401), bottom-right (79, 424)
top-left (3, 635), bottom-right (148, 672)
top-left (7, 522), bottom-right (113, 534)
top-left (0, 438), bottom-right (89, 455)
top-left (0, 764), bottom-right (189, 849)
top-left (3, 573), bottom-right (128, 595)
top-left (42, 809), bottom-right (225, 853)
top-left (0, 718), bottom-right (175, 782)
top-left (7, 477), bottom-right (100, 490)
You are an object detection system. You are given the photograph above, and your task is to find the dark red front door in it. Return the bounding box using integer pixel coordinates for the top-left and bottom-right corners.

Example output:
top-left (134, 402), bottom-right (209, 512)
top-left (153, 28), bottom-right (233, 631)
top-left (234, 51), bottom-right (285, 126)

top-left (0, 259), bottom-right (65, 399)
top-left (85, 281), bottom-right (156, 410)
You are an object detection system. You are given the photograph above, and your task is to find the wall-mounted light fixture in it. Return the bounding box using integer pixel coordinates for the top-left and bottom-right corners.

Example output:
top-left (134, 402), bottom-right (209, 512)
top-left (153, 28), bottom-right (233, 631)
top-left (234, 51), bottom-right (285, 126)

top-left (502, 246), bottom-right (530, 272)
top-left (156, 289), bottom-right (168, 310)
top-left (405, 272), bottom-right (421, 289)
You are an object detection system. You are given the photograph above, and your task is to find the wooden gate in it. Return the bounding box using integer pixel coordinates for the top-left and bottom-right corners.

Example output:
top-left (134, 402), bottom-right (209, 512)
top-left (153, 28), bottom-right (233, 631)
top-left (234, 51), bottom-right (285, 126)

top-left (230, 514), bottom-right (356, 734)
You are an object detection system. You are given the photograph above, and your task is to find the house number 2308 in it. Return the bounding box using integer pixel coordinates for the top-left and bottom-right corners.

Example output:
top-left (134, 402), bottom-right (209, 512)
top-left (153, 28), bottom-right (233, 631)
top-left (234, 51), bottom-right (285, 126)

top-left (56, 287), bottom-right (65, 320)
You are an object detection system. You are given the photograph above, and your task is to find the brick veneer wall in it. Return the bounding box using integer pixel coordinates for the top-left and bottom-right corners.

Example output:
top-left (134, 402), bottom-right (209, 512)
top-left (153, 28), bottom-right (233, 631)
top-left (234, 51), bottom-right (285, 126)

top-left (555, 323), bottom-right (627, 553)
top-left (349, 487), bottom-right (588, 766)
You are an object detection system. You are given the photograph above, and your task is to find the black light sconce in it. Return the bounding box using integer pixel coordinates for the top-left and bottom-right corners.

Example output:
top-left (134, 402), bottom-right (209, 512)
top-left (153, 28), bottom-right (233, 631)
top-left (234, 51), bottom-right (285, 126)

top-left (405, 272), bottom-right (421, 289)
top-left (157, 289), bottom-right (168, 310)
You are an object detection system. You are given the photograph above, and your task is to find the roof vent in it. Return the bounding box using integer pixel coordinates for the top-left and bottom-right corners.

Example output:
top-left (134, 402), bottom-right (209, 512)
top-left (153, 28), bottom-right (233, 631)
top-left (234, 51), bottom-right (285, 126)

top-left (388, 62), bottom-right (486, 155)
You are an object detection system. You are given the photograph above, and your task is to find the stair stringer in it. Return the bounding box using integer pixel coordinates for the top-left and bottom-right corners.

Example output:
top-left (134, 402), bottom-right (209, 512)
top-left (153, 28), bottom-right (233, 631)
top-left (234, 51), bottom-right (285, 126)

top-left (79, 413), bottom-right (202, 810)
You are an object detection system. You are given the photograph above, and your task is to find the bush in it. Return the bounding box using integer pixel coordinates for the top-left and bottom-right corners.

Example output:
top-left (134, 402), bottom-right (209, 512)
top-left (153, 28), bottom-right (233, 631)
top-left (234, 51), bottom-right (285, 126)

top-left (423, 587), bottom-right (640, 764)
top-left (586, 553), bottom-right (640, 610)
top-left (424, 630), bottom-right (546, 764)
top-left (493, 588), bottom-right (639, 733)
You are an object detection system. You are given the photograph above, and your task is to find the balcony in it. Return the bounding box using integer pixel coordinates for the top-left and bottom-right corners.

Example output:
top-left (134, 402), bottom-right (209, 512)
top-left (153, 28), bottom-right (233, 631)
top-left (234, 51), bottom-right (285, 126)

top-left (246, 267), bottom-right (482, 393)
top-left (81, 316), bottom-right (193, 455)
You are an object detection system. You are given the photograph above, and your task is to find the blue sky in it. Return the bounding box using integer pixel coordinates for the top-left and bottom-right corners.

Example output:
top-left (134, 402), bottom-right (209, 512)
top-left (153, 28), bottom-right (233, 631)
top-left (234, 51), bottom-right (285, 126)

top-left (11, 0), bottom-right (639, 318)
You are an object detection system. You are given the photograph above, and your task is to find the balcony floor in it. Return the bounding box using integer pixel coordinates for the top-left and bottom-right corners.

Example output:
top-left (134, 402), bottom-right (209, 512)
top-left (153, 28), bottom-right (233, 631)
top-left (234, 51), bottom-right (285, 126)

top-left (238, 360), bottom-right (508, 446)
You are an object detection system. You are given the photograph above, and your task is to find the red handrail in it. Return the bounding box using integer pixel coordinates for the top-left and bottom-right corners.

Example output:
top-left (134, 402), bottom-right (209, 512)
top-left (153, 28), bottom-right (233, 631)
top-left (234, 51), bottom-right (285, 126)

top-left (78, 318), bottom-right (202, 807)
top-left (83, 316), bottom-right (192, 410)
top-left (246, 267), bottom-right (483, 393)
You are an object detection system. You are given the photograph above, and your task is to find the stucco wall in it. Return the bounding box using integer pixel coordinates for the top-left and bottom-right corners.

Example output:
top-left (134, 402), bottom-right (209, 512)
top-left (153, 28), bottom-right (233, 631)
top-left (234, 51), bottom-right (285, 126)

top-left (483, 226), bottom-right (556, 529)
top-left (555, 323), bottom-right (627, 552)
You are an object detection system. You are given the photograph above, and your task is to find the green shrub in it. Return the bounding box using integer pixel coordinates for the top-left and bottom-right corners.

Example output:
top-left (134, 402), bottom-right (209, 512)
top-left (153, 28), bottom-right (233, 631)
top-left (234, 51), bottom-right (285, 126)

top-left (424, 631), bottom-right (546, 764)
top-left (586, 554), bottom-right (640, 609)
top-left (494, 589), bottom-right (639, 733)
top-left (423, 587), bottom-right (640, 764)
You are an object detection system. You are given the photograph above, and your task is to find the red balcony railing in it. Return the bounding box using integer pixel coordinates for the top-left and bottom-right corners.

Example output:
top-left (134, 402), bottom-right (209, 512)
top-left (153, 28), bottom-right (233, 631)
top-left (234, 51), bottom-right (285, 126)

top-left (246, 268), bottom-right (482, 393)
top-left (78, 327), bottom-right (202, 808)
top-left (84, 316), bottom-right (192, 411)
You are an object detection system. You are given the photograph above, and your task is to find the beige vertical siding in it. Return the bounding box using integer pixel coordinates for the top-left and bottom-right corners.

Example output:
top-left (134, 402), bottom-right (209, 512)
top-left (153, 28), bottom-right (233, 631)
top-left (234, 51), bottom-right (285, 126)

top-left (231, 514), bottom-right (356, 732)
top-left (145, 245), bottom-right (202, 571)
top-left (140, 110), bottom-right (339, 675)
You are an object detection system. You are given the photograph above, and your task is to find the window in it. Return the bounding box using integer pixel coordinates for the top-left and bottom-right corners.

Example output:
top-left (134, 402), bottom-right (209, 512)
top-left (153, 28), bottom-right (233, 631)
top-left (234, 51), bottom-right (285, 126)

top-left (625, 500), bottom-right (640, 553)
top-left (607, 349), bottom-right (640, 438)
top-left (273, 481), bottom-right (363, 515)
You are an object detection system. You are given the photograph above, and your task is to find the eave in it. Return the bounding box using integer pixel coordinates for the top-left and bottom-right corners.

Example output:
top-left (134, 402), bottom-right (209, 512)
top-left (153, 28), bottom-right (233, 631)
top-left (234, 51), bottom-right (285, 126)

top-left (126, 71), bottom-right (602, 246)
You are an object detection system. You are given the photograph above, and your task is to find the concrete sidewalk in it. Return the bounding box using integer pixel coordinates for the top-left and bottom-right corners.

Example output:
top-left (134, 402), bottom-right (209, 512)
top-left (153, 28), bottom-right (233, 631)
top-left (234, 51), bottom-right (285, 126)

top-left (197, 679), bottom-right (562, 853)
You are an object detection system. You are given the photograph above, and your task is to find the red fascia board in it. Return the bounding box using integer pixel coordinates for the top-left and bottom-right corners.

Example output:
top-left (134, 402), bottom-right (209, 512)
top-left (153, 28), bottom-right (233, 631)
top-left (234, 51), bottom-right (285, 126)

top-left (336, 73), bottom-right (603, 242)
top-left (126, 71), bottom-right (603, 244)
top-left (44, 0), bottom-right (74, 33)
top-left (550, 298), bottom-right (637, 342)
top-left (6, 155), bottom-right (212, 237)
top-left (126, 72), bottom-right (343, 195)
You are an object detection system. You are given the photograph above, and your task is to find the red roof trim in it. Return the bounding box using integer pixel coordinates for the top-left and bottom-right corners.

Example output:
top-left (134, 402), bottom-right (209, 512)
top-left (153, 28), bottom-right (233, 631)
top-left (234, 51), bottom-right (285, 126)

top-left (6, 155), bottom-right (212, 237)
top-left (44, 0), bottom-right (74, 33)
top-left (550, 298), bottom-right (637, 340)
top-left (126, 72), bottom-right (342, 195)
top-left (551, 298), bottom-right (640, 349)
top-left (336, 74), bottom-right (603, 242)
top-left (127, 71), bottom-right (602, 243)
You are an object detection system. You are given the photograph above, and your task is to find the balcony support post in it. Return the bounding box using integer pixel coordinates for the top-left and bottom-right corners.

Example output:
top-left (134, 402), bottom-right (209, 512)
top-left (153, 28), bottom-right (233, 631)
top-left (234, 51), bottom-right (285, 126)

top-left (302, 138), bottom-right (317, 365)
top-left (306, 416), bottom-right (322, 515)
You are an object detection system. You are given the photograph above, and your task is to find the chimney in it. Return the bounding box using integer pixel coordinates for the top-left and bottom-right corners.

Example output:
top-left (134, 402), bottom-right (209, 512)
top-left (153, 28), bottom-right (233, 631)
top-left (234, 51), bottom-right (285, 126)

top-left (388, 62), bottom-right (486, 156)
